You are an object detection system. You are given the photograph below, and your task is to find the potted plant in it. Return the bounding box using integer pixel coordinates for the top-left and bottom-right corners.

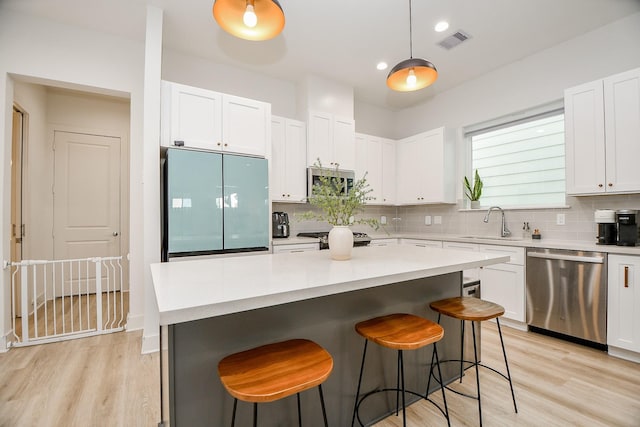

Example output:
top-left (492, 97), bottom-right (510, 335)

top-left (299, 161), bottom-right (379, 260)
top-left (464, 169), bottom-right (483, 209)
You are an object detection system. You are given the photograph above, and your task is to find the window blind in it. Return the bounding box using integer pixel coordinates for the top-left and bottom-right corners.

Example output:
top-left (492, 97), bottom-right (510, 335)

top-left (469, 113), bottom-right (566, 207)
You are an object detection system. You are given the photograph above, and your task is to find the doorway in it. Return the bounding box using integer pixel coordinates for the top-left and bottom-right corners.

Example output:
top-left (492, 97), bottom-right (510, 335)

top-left (9, 83), bottom-right (130, 345)
top-left (10, 106), bottom-right (25, 318)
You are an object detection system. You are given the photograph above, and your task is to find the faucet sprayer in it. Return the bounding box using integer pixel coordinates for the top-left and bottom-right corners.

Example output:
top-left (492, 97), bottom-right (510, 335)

top-left (484, 206), bottom-right (511, 238)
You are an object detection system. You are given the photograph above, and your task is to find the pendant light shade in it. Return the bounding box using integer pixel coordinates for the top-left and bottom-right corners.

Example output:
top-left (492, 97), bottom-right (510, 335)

top-left (213, 0), bottom-right (285, 41)
top-left (387, 0), bottom-right (438, 92)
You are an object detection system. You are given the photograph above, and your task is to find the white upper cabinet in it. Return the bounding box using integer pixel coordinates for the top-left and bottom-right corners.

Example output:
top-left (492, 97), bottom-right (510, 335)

top-left (355, 133), bottom-right (396, 205)
top-left (307, 111), bottom-right (355, 170)
top-left (222, 94), bottom-right (270, 156)
top-left (381, 139), bottom-right (397, 205)
top-left (396, 127), bottom-right (456, 204)
top-left (355, 133), bottom-right (383, 204)
top-left (161, 81), bottom-right (270, 157)
top-left (565, 68), bottom-right (640, 195)
top-left (271, 116), bottom-right (307, 203)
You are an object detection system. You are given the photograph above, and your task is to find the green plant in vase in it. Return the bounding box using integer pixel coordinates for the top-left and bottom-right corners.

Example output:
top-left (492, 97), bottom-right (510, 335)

top-left (298, 161), bottom-right (379, 259)
top-left (464, 169), bottom-right (483, 208)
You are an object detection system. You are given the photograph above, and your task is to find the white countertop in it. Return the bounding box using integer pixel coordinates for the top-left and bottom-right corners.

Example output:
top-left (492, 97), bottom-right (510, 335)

top-left (150, 245), bottom-right (510, 326)
top-left (272, 232), bottom-right (640, 255)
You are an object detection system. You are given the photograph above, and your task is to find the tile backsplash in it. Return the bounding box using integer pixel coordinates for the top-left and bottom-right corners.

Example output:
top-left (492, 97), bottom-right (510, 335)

top-left (275, 193), bottom-right (640, 242)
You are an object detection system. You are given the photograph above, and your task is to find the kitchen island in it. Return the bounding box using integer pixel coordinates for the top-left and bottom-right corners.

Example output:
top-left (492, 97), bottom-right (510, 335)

top-left (151, 245), bottom-right (510, 426)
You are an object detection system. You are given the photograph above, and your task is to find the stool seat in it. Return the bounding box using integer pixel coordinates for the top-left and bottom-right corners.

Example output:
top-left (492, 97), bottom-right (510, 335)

top-left (218, 338), bottom-right (333, 403)
top-left (430, 296), bottom-right (504, 322)
top-left (356, 313), bottom-right (444, 350)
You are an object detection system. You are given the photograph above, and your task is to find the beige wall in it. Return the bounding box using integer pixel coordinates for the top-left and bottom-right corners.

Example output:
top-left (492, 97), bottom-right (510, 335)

top-left (14, 84), bottom-right (131, 264)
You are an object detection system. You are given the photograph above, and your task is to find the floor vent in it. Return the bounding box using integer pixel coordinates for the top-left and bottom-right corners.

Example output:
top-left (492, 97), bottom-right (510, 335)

top-left (437, 30), bottom-right (472, 50)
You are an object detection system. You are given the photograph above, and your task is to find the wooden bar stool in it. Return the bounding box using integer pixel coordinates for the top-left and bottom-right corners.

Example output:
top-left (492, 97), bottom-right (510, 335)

top-left (428, 297), bottom-right (518, 426)
top-left (218, 338), bottom-right (333, 426)
top-left (351, 313), bottom-right (450, 427)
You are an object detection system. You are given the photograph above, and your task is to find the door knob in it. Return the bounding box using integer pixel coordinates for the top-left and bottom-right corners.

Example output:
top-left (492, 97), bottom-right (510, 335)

top-left (113, 232), bottom-right (119, 236)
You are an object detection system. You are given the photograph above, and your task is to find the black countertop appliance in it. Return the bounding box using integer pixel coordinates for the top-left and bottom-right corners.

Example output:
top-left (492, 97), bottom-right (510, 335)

top-left (595, 209), bottom-right (617, 245)
top-left (616, 209), bottom-right (638, 246)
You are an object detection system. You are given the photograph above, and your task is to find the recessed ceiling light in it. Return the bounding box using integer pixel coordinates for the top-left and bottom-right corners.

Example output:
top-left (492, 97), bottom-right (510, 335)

top-left (377, 62), bottom-right (388, 71)
top-left (435, 21), bottom-right (449, 32)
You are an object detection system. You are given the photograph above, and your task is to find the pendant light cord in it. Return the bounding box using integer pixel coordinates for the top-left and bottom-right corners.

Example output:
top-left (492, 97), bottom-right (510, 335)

top-left (408, 0), bottom-right (413, 59)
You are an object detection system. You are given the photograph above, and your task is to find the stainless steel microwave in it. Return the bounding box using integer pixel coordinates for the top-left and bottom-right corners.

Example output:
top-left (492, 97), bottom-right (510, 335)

top-left (307, 167), bottom-right (355, 198)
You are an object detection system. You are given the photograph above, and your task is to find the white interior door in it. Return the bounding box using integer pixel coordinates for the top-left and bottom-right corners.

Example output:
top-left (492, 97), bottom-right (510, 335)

top-left (53, 131), bottom-right (121, 292)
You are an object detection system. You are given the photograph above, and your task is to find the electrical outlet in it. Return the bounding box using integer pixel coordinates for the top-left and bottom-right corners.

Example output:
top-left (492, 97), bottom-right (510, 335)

top-left (557, 213), bottom-right (565, 225)
top-left (380, 215), bottom-right (387, 225)
top-left (424, 215), bottom-right (432, 226)
top-left (434, 216), bottom-right (442, 225)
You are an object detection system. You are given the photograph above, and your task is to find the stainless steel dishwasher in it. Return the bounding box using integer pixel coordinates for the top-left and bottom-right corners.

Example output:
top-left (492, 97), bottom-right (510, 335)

top-left (526, 248), bottom-right (607, 345)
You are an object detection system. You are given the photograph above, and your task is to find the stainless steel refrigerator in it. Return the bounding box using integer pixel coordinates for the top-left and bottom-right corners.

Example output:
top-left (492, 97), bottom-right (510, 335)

top-left (162, 148), bottom-right (269, 260)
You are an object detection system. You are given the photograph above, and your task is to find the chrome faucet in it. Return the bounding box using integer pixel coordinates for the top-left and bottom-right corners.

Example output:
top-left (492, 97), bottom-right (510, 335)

top-left (483, 206), bottom-right (511, 237)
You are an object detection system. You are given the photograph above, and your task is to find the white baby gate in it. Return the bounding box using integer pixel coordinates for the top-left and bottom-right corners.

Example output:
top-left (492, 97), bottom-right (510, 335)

top-left (8, 256), bottom-right (126, 347)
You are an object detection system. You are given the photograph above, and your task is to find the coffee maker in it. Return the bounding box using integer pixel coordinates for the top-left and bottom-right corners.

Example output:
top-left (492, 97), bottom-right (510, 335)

top-left (595, 209), bottom-right (617, 245)
top-left (272, 212), bottom-right (290, 238)
top-left (616, 209), bottom-right (638, 247)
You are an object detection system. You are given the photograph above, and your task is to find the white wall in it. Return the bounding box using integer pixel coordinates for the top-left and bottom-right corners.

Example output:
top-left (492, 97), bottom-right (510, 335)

top-left (0, 9), bottom-right (146, 349)
top-left (162, 49), bottom-right (297, 118)
top-left (392, 12), bottom-right (640, 138)
top-left (14, 84), bottom-right (131, 268)
top-left (354, 100), bottom-right (395, 138)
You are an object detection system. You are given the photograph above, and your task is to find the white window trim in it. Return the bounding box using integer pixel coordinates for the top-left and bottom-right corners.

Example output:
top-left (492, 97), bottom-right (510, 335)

top-left (463, 100), bottom-right (566, 210)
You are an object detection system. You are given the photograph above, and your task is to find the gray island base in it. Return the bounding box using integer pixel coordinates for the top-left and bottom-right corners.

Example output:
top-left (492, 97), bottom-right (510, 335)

top-left (151, 245), bottom-right (510, 426)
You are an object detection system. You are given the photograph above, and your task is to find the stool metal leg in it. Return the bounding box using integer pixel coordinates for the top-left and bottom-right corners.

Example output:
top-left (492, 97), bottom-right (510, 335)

top-left (425, 313), bottom-right (442, 395)
top-left (297, 393), bottom-right (302, 426)
top-left (230, 398), bottom-right (238, 427)
top-left (497, 318), bottom-right (518, 413)
top-left (472, 321), bottom-right (482, 427)
top-left (396, 350), bottom-right (401, 416)
top-left (399, 350), bottom-right (407, 427)
top-left (318, 384), bottom-right (329, 427)
top-left (351, 339), bottom-right (369, 427)
top-left (432, 343), bottom-right (451, 426)
top-left (253, 402), bottom-right (258, 427)
top-left (460, 319), bottom-right (465, 383)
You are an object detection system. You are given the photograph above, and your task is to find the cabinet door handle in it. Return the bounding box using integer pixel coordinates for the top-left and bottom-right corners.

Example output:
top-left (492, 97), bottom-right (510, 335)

top-left (217, 142), bottom-right (222, 146)
top-left (598, 184), bottom-right (603, 188)
top-left (624, 266), bottom-right (629, 288)
top-left (608, 183), bottom-right (613, 187)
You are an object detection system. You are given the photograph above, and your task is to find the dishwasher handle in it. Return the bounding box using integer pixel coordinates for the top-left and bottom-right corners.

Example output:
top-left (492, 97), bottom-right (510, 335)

top-left (527, 251), bottom-right (604, 264)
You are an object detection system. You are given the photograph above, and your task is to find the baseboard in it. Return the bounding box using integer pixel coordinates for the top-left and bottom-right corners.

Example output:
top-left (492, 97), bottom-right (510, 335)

top-left (608, 346), bottom-right (640, 363)
top-left (126, 313), bottom-right (144, 331)
top-left (0, 333), bottom-right (8, 353)
top-left (488, 317), bottom-right (528, 331)
top-left (141, 331), bottom-right (159, 354)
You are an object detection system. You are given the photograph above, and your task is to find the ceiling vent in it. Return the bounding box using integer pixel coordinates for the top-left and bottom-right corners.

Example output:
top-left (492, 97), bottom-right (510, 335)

top-left (437, 30), bottom-right (471, 50)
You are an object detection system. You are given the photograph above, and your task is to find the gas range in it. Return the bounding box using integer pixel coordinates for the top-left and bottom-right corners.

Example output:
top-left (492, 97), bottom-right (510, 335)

top-left (297, 231), bottom-right (372, 250)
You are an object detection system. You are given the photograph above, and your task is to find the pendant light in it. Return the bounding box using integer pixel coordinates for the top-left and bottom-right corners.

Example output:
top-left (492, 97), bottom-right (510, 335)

top-left (213, 0), bottom-right (285, 41)
top-left (387, 0), bottom-right (438, 91)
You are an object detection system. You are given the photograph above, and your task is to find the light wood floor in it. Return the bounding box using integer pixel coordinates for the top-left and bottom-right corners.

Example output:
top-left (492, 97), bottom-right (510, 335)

top-left (14, 291), bottom-right (129, 341)
top-left (374, 322), bottom-right (640, 427)
top-left (0, 330), bottom-right (159, 427)
top-left (0, 323), bottom-right (639, 426)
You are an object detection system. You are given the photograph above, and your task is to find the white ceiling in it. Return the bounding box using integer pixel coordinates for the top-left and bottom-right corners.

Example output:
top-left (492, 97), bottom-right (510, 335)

top-left (3, 0), bottom-right (640, 111)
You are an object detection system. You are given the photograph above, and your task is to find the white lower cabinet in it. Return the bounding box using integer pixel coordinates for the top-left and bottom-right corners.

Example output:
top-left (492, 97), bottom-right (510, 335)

top-left (443, 242), bottom-right (480, 282)
top-left (272, 243), bottom-right (319, 254)
top-left (478, 245), bottom-right (526, 325)
top-left (608, 255), bottom-right (640, 359)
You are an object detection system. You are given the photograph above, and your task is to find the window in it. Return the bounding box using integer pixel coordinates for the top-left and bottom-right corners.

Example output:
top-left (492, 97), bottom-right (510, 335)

top-left (467, 111), bottom-right (565, 208)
